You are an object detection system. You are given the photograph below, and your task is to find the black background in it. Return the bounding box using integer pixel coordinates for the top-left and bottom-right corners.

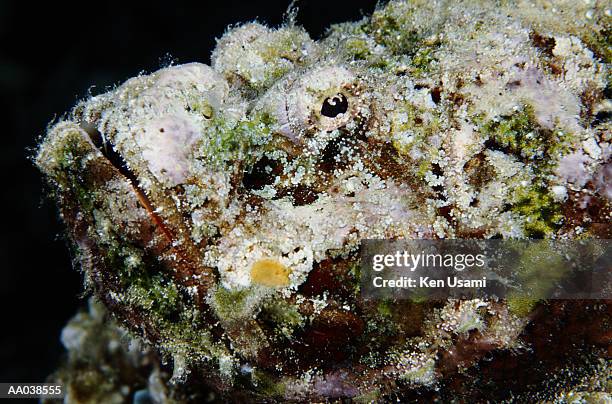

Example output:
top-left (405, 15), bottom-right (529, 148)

top-left (0, 0), bottom-right (377, 384)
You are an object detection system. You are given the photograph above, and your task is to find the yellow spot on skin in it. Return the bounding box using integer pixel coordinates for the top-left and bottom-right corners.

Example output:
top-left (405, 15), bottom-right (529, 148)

top-left (251, 259), bottom-right (290, 287)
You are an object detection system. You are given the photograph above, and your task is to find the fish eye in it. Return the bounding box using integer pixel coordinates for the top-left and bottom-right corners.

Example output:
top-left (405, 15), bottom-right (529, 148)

top-left (320, 93), bottom-right (349, 118)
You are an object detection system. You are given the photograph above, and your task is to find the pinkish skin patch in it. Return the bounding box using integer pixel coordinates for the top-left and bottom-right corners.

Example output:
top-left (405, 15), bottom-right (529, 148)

top-left (594, 162), bottom-right (612, 200)
top-left (312, 371), bottom-right (359, 399)
top-left (139, 112), bottom-right (201, 187)
top-left (556, 151), bottom-right (591, 187)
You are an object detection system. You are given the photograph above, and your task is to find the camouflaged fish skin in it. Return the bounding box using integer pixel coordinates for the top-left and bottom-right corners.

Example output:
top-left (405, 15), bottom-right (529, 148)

top-left (37, 0), bottom-right (610, 401)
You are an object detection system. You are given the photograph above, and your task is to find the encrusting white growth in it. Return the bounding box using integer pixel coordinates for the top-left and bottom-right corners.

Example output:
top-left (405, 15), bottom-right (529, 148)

top-left (212, 23), bottom-right (317, 91)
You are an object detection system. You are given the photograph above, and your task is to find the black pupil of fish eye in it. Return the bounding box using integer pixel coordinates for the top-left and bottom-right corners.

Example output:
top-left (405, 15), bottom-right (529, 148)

top-left (321, 93), bottom-right (349, 118)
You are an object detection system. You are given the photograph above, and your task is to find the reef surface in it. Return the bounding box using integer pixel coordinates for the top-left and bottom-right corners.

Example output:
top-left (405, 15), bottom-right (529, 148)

top-left (36, 0), bottom-right (610, 402)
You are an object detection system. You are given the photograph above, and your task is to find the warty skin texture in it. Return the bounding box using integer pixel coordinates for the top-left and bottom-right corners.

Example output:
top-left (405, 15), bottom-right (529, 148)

top-left (37, 0), bottom-right (610, 401)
